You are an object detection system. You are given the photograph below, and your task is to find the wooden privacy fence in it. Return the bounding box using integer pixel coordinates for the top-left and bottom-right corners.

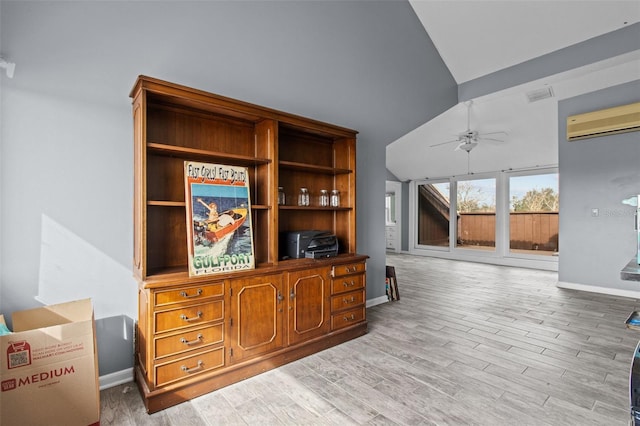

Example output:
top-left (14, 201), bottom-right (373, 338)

top-left (457, 212), bottom-right (496, 247)
top-left (508, 211), bottom-right (558, 251)
top-left (457, 212), bottom-right (558, 251)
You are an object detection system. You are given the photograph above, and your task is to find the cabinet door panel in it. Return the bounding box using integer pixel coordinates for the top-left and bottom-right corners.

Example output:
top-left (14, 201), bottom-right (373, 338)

top-left (230, 275), bottom-right (283, 362)
top-left (287, 267), bottom-right (330, 346)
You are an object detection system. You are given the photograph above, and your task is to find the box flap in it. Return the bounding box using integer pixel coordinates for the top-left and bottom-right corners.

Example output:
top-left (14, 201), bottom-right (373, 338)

top-left (0, 314), bottom-right (11, 336)
top-left (12, 299), bottom-right (93, 332)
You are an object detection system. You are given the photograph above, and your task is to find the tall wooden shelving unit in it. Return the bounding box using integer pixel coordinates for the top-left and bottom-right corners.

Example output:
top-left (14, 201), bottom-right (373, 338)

top-left (131, 76), bottom-right (367, 413)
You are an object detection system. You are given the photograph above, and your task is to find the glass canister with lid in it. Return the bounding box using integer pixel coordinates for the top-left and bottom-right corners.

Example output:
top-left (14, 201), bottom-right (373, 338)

top-left (330, 189), bottom-right (340, 207)
top-left (298, 187), bottom-right (310, 206)
top-left (319, 189), bottom-right (329, 207)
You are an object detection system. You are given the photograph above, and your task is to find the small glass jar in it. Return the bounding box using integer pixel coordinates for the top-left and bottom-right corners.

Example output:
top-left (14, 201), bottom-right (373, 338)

top-left (278, 187), bottom-right (286, 205)
top-left (298, 187), bottom-right (309, 206)
top-left (330, 189), bottom-right (340, 207)
top-left (319, 189), bottom-right (329, 207)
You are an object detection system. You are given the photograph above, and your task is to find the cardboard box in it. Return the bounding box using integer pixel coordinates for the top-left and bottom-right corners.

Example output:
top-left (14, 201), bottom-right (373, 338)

top-left (0, 299), bottom-right (100, 426)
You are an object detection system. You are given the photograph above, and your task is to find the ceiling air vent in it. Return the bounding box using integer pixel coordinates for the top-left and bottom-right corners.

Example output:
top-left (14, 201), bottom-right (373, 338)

top-left (567, 102), bottom-right (640, 141)
top-left (526, 86), bottom-right (554, 103)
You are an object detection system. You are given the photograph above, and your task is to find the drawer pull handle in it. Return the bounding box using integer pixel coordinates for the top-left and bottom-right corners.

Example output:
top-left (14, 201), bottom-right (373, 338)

top-left (180, 311), bottom-right (203, 322)
top-left (343, 314), bottom-right (356, 321)
top-left (180, 334), bottom-right (203, 345)
top-left (180, 289), bottom-right (203, 298)
top-left (343, 296), bottom-right (355, 304)
top-left (181, 360), bottom-right (203, 373)
top-left (343, 280), bottom-right (355, 287)
top-left (345, 267), bottom-right (354, 273)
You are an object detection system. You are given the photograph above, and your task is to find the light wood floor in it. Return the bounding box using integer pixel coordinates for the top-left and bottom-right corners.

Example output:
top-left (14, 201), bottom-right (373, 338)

top-left (101, 253), bottom-right (639, 425)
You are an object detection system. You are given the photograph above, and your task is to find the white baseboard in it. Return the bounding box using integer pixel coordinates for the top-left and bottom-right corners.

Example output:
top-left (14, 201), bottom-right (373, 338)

top-left (557, 281), bottom-right (640, 300)
top-left (99, 368), bottom-right (134, 390)
top-left (366, 295), bottom-right (388, 308)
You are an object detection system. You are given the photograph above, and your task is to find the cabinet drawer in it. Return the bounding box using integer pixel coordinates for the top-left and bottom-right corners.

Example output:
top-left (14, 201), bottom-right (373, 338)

top-left (331, 274), bottom-right (365, 295)
top-left (155, 347), bottom-right (225, 387)
top-left (155, 324), bottom-right (224, 359)
top-left (331, 306), bottom-right (365, 331)
top-left (332, 262), bottom-right (366, 277)
top-left (331, 289), bottom-right (365, 312)
top-left (155, 301), bottom-right (224, 334)
top-left (154, 283), bottom-right (224, 307)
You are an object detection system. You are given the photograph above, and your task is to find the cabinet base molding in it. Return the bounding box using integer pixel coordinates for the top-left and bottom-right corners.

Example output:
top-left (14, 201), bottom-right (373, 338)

top-left (136, 322), bottom-right (367, 413)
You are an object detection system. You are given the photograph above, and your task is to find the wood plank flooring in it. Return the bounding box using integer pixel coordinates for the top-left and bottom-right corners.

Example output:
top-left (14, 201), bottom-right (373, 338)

top-left (101, 254), bottom-right (640, 425)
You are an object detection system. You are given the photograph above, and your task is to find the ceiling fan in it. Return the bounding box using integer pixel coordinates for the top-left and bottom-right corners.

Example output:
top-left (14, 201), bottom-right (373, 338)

top-left (430, 100), bottom-right (507, 153)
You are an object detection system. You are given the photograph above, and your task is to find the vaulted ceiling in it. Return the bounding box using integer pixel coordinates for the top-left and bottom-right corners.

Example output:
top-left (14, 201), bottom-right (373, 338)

top-left (387, 1), bottom-right (640, 181)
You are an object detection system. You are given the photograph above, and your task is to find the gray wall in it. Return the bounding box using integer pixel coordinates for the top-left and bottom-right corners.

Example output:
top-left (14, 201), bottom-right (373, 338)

top-left (0, 1), bottom-right (456, 373)
top-left (459, 23), bottom-right (640, 101)
top-left (558, 80), bottom-right (640, 292)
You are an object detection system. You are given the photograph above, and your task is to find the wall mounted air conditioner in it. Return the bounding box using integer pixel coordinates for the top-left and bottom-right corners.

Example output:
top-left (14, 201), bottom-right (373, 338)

top-left (567, 101), bottom-right (640, 141)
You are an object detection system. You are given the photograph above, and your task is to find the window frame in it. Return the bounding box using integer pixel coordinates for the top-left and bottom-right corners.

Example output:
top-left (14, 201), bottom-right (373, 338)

top-left (411, 179), bottom-right (452, 252)
top-left (503, 167), bottom-right (559, 261)
top-left (453, 174), bottom-right (499, 255)
top-left (409, 169), bottom-right (558, 269)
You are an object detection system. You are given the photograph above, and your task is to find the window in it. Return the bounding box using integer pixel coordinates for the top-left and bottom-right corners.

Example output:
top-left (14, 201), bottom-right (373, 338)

top-left (417, 182), bottom-right (450, 247)
top-left (456, 178), bottom-right (496, 251)
top-left (508, 172), bottom-right (559, 256)
top-left (412, 169), bottom-right (558, 265)
top-left (385, 192), bottom-right (396, 225)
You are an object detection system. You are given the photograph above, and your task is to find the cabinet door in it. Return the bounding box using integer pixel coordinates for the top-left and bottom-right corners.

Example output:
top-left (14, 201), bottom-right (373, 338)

top-left (287, 267), bottom-right (330, 346)
top-left (229, 274), bottom-right (284, 363)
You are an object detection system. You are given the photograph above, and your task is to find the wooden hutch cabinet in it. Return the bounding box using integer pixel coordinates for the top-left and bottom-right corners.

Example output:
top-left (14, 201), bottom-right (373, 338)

top-left (130, 76), bottom-right (367, 413)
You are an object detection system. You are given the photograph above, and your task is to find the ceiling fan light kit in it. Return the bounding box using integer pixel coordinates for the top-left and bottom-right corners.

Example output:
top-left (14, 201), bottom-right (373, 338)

top-left (456, 141), bottom-right (478, 152)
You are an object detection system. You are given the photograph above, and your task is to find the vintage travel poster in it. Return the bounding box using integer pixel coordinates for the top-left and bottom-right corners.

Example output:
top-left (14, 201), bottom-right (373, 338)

top-left (184, 161), bottom-right (255, 276)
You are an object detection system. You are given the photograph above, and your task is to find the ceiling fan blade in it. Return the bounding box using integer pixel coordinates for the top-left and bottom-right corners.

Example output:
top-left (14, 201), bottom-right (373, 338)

top-left (429, 139), bottom-right (459, 148)
top-left (436, 101), bottom-right (507, 152)
top-left (479, 137), bottom-right (505, 144)
top-left (479, 131), bottom-right (508, 137)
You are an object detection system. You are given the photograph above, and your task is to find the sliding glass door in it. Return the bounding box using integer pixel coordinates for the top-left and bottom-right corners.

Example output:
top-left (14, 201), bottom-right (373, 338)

top-left (455, 177), bottom-right (496, 251)
top-left (417, 182), bottom-right (450, 247)
top-left (413, 169), bottom-right (558, 265)
top-left (508, 171), bottom-right (559, 256)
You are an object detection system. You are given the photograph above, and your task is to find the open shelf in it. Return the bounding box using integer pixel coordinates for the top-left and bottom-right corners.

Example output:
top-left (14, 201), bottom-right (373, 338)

top-left (146, 201), bottom-right (270, 210)
top-left (134, 75), bottom-right (358, 280)
top-left (148, 142), bottom-right (270, 166)
top-left (147, 200), bottom-right (186, 207)
top-left (278, 160), bottom-right (351, 175)
top-left (279, 206), bottom-right (351, 211)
